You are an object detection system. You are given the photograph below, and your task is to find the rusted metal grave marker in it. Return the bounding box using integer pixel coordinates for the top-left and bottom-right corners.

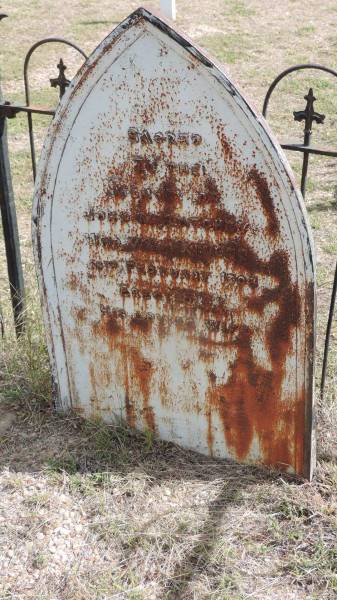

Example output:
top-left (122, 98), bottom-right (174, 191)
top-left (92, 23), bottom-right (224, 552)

top-left (33, 8), bottom-right (316, 478)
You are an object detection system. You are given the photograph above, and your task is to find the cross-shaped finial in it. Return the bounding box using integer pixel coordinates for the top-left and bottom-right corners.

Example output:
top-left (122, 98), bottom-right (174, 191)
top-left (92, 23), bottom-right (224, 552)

top-left (50, 58), bottom-right (70, 99)
top-left (293, 87), bottom-right (325, 135)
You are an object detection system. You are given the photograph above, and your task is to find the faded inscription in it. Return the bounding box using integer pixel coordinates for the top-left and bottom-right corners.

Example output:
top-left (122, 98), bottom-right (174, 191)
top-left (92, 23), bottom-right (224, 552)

top-left (83, 128), bottom-right (261, 344)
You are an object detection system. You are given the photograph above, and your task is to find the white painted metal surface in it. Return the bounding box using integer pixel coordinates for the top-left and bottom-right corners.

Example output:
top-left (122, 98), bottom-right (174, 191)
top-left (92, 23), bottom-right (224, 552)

top-left (160, 0), bottom-right (176, 20)
top-left (33, 8), bottom-right (315, 478)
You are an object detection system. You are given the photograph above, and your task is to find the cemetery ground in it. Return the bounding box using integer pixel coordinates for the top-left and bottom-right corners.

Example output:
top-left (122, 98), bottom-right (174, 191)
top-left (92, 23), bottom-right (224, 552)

top-left (0, 0), bottom-right (336, 598)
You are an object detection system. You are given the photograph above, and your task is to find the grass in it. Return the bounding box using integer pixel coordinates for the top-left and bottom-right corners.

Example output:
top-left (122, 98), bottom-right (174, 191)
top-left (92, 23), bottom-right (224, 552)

top-left (223, 0), bottom-right (256, 18)
top-left (0, 1), bottom-right (336, 599)
top-left (297, 25), bottom-right (316, 36)
top-left (0, 291), bottom-right (51, 407)
top-left (323, 232), bottom-right (337, 254)
top-left (199, 32), bottom-right (250, 64)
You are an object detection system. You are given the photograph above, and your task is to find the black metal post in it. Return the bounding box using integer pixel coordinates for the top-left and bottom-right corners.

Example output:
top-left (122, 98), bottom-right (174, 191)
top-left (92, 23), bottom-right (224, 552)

top-left (293, 88), bottom-right (325, 198)
top-left (0, 19), bottom-right (25, 336)
top-left (321, 261), bottom-right (337, 398)
top-left (300, 136), bottom-right (310, 198)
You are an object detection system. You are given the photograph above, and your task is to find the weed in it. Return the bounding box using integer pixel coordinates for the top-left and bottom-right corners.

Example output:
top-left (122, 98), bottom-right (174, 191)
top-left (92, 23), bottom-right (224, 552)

top-left (31, 551), bottom-right (48, 569)
top-left (23, 492), bottom-right (50, 508)
top-left (143, 427), bottom-right (155, 451)
top-left (46, 455), bottom-right (78, 474)
top-left (323, 236), bottom-right (337, 254)
top-left (297, 24), bottom-right (316, 36)
top-left (0, 292), bottom-right (51, 408)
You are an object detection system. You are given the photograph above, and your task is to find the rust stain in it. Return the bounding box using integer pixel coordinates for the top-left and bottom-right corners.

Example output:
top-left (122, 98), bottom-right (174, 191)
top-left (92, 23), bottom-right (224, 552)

top-left (67, 272), bottom-right (80, 291)
top-left (217, 126), bottom-right (279, 238)
top-left (84, 120), bottom-right (305, 472)
top-left (198, 175), bottom-right (221, 205)
top-left (157, 170), bottom-right (182, 215)
top-left (205, 256), bottom-right (303, 471)
top-left (124, 362), bottom-right (136, 428)
top-left (92, 313), bottom-right (121, 349)
top-left (120, 344), bottom-right (156, 432)
top-left (75, 307), bottom-right (87, 321)
top-left (91, 312), bottom-right (155, 432)
top-left (206, 408), bottom-right (214, 456)
top-left (127, 345), bottom-right (155, 431)
top-left (247, 167), bottom-right (279, 237)
top-left (130, 312), bottom-right (153, 333)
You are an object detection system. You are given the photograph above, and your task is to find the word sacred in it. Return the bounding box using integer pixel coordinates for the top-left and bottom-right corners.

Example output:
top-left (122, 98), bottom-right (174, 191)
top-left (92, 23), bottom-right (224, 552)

top-left (128, 127), bottom-right (202, 146)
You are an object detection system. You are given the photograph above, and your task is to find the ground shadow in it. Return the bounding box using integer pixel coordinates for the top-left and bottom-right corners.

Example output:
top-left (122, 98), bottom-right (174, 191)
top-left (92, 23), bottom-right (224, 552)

top-left (164, 472), bottom-right (266, 599)
top-left (307, 200), bottom-right (337, 213)
top-left (0, 402), bottom-right (279, 485)
top-left (79, 20), bottom-right (120, 26)
top-left (0, 401), bottom-right (288, 597)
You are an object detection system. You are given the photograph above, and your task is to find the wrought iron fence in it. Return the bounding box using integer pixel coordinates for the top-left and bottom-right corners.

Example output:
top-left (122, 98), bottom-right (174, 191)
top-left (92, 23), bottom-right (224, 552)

top-left (262, 64), bottom-right (337, 398)
top-left (0, 13), bottom-right (87, 338)
top-left (0, 13), bottom-right (335, 397)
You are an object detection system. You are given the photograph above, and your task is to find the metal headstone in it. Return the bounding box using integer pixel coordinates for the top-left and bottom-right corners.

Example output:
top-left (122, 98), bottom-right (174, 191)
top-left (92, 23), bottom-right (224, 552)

top-left (33, 8), bottom-right (316, 478)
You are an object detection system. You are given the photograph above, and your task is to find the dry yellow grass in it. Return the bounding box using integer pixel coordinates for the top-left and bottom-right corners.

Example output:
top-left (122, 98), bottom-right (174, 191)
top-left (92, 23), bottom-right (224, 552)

top-left (0, 1), bottom-right (336, 599)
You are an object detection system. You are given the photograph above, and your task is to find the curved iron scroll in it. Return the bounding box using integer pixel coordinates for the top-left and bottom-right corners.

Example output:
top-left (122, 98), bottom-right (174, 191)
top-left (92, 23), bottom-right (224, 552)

top-left (263, 64), bottom-right (337, 399)
top-left (23, 38), bottom-right (88, 179)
